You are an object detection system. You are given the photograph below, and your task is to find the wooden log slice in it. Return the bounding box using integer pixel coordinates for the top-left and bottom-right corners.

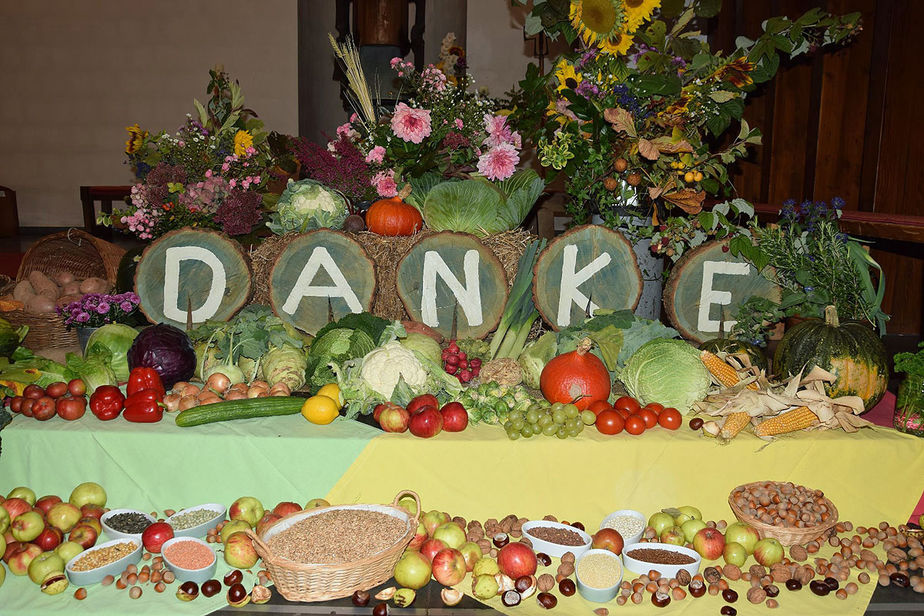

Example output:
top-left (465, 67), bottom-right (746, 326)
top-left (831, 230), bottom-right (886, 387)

top-left (532, 225), bottom-right (642, 330)
top-left (663, 240), bottom-right (782, 343)
top-left (134, 228), bottom-right (252, 329)
top-left (396, 232), bottom-right (508, 340)
top-left (269, 230), bottom-right (376, 335)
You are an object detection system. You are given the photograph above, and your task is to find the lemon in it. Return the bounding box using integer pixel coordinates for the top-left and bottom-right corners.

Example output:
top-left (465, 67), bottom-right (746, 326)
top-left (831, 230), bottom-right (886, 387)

top-left (301, 395), bottom-right (340, 425)
top-left (316, 383), bottom-right (343, 409)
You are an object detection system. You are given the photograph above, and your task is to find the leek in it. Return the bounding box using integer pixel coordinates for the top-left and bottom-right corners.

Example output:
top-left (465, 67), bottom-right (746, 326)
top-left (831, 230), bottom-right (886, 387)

top-left (489, 238), bottom-right (547, 359)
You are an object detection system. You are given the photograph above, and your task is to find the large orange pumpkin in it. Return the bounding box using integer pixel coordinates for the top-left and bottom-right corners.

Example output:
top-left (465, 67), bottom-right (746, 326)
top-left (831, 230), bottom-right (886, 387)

top-left (540, 339), bottom-right (611, 410)
top-left (365, 197), bottom-right (423, 236)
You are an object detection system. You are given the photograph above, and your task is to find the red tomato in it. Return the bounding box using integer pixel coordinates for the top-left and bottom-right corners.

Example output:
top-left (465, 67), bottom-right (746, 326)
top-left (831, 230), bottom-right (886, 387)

top-left (614, 407), bottom-right (631, 421)
top-left (588, 400), bottom-right (612, 416)
top-left (638, 408), bottom-right (659, 429)
top-left (595, 410), bottom-right (624, 435)
top-left (644, 402), bottom-right (665, 415)
top-left (614, 396), bottom-right (641, 415)
top-left (624, 414), bottom-right (646, 435)
top-left (658, 407), bottom-right (683, 430)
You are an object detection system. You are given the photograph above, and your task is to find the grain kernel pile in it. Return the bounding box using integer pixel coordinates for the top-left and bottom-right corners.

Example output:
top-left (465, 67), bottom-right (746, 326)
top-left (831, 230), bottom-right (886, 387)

top-left (267, 509), bottom-right (407, 564)
top-left (72, 542), bottom-right (137, 571)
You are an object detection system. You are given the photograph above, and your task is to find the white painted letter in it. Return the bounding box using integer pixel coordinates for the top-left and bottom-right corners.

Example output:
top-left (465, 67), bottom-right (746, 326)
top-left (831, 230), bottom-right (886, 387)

top-left (556, 244), bottom-right (611, 327)
top-left (282, 247), bottom-right (362, 314)
top-left (421, 250), bottom-right (483, 327)
top-left (163, 246), bottom-right (226, 322)
top-left (697, 261), bottom-right (752, 332)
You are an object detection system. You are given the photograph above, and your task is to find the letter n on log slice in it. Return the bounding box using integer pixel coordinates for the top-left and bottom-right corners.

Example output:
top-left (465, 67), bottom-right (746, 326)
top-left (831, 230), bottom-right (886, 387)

top-left (396, 232), bottom-right (507, 340)
top-left (533, 225), bottom-right (642, 330)
top-left (135, 228), bottom-right (252, 328)
top-left (662, 240), bottom-right (781, 343)
top-left (269, 230), bottom-right (376, 335)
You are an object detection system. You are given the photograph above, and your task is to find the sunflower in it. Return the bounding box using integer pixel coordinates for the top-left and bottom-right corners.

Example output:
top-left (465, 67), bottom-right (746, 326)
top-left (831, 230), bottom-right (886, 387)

top-left (124, 124), bottom-right (148, 155)
top-left (623, 0), bottom-right (661, 34)
top-left (598, 31), bottom-right (634, 55)
top-left (570, 0), bottom-right (628, 51)
top-left (233, 130), bottom-right (254, 157)
top-left (554, 59), bottom-right (583, 93)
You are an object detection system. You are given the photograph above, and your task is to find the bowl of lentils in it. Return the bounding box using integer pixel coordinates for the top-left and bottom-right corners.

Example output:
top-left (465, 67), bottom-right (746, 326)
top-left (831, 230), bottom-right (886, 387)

top-left (101, 509), bottom-right (156, 540)
top-left (166, 503), bottom-right (225, 538)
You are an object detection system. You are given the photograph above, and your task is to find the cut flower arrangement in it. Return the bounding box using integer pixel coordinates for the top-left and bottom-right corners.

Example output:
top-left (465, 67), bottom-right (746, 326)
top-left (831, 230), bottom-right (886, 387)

top-left (59, 292), bottom-right (141, 330)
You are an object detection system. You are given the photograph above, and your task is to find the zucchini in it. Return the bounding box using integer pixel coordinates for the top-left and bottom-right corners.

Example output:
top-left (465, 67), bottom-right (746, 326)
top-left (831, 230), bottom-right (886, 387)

top-left (175, 397), bottom-right (304, 427)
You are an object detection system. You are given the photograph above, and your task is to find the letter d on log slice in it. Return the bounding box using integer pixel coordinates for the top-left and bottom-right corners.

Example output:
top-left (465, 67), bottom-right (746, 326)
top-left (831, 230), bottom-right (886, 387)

top-left (269, 231), bottom-right (376, 335)
top-left (662, 240), bottom-right (781, 343)
top-left (396, 232), bottom-right (507, 340)
top-left (135, 229), bottom-right (252, 328)
top-left (533, 225), bottom-right (642, 330)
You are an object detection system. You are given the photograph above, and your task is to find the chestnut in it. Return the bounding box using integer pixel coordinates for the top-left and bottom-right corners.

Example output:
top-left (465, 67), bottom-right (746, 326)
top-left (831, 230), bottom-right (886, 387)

top-left (823, 577), bottom-right (839, 591)
top-left (571, 521), bottom-right (585, 531)
top-left (515, 575), bottom-right (537, 597)
top-left (227, 582), bottom-right (250, 607)
top-left (223, 570), bottom-right (243, 586)
top-left (502, 590), bottom-right (521, 607)
top-left (689, 579), bottom-right (706, 598)
top-left (785, 579), bottom-right (802, 591)
top-left (764, 584), bottom-right (780, 598)
top-left (809, 580), bottom-right (830, 596)
top-left (651, 590), bottom-right (671, 607)
top-left (494, 533), bottom-right (510, 548)
top-left (201, 579), bottom-right (221, 597)
top-left (720, 607), bottom-right (737, 616)
top-left (352, 590), bottom-right (371, 607)
top-left (722, 588), bottom-right (738, 603)
top-left (559, 578), bottom-right (576, 597)
top-left (372, 602), bottom-right (389, 616)
top-left (537, 552), bottom-right (552, 567)
top-left (891, 572), bottom-right (911, 588)
top-left (536, 592), bottom-right (558, 609)
top-left (176, 581), bottom-right (199, 602)
top-left (689, 417), bottom-right (704, 430)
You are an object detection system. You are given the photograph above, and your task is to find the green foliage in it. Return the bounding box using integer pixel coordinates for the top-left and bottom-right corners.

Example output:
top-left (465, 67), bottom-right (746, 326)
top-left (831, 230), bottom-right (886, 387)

top-left (894, 343), bottom-right (924, 377)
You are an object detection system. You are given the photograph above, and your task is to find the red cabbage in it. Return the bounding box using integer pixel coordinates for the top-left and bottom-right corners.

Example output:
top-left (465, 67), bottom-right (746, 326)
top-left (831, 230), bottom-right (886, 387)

top-left (127, 324), bottom-right (196, 388)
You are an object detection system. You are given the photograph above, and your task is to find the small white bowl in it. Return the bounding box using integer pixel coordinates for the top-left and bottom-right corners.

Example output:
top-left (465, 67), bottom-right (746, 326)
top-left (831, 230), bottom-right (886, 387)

top-left (161, 536), bottom-right (218, 584)
top-left (575, 549), bottom-right (624, 602)
top-left (100, 509), bottom-right (156, 541)
top-left (599, 509), bottom-right (646, 546)
top-left (622, 542), bottom-right (701, 579)
top-left (521, 520), bottom-right (592, 559)
top-left (66, 538), bottom-right (142, 586)
top-left (166, 503), bottom-right (225, 538)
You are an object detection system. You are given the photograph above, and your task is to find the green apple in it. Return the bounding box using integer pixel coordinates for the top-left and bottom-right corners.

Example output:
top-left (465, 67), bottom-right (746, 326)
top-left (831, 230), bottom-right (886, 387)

top-left (68, 482), bottom-right (106, 509)
top-left (397, 495), bottom-right (418, 516)
top-left (676, 506), bottom-right (702, 522)
top-left (723, 542), bottom-right (747, 567)
top-left (660, 526), bottom-right (686, 546)
top-left (0, 533), bottom-right (5, 559)
top-left (0, 505), bottom-right (9, 535)
top-left (0, 561), bottom-right (5, 588)
top-left (7, 487), bottom-right (36, 506)
top-left (681, 519), bottom-right (708, 543)
top-left (393, 550), bottom-right (431, 589)
top-left (28, 551), bottom-right (65, 585)
top-left (229, 496), bottom-right (264, 527)
top-left (753, 538), bottom-right (784, 567)
top-left (725, 522), bottom-right (760, 555)
top-left (220, 519), bottom-right (251, 543)
top-left (433, 522), bottom-right (466, 550)
top-left (648, 512), bottom-right (675, 537)
top-left (55, 541), bottom-right (84, 564)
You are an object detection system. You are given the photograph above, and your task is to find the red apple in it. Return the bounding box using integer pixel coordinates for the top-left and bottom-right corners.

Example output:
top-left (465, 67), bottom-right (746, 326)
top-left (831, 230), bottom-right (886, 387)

top-left (7, 542), bottom-right (42, 575)
top-left (56, 396), bottom-right (87, 420)
top-left (141, 522), bottom-right (174, 553)
top-left (31, 396), bottom-right (56, 421)
top-left (459, 541), bottom-right (484, 571)
top-left (46, 502), bottom-right (81, 533)
top-left (439, 402), bottom-right (468, 432)
top-left (35, 495), bottom-right (62, 516)
top-left (374, 402), bottom-right (402, 422)
top-left (592, 528), bottom-right (624, 555)
top-left (69, 523), bottom-right (99, 550)
top-left (256, 512), bottom-right (281, 536)
top-left (67, 378), bottom-right (87, 397)
top-left (421, 510), bottom-right (449, 536)
top-left (431, 548), bottom-right (467, 585)
top-left (229, 496), bottom-right (264, 527)
top-left (11, 511), bottom-right (44, 543)
top-left (79, 504), bottom-right (106, 521)
top-left (692, 527), bottom-right (726, 560)
top-left (77, 517), bottom-right (102, 535)
top-left (224, 531), bottom-right (258, 568)
top-left (407, 394), bottom-right (439, 415)
top-left (272, 502), bottom-right (301, 518)
top-left (420, 537), bottom-right (447, 563)
top-left (497, 542), bottom-right (537, 579)
top-left (379, 405), bottom-right (410, 433)
top-left (393, 549), bottom-right (431, 589)
top-left (408, 521), bottom-right (427, 551)
top-left (408, 406), bottom-right (442, 438)
top-left (753, 537), bottom-right (784, 567)
top-left (35, 527), bottom-right (63, 552)
top-left (2, 498), bottom-right (32, 522)
top-left (3, 539), bottom-right (22, 563)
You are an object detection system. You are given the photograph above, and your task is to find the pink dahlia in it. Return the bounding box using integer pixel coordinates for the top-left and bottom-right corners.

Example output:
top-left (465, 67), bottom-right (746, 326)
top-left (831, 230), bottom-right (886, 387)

top-left (391, 103), bottom-right (432, 144)
top-left (477, 143), bottom-right (519, 181)
top-left (483, 114), bottom-right (521, 148)
top-left (365, 145), bottom-right (386, 164)
top-left (372, 170), bottom-right (398, 198)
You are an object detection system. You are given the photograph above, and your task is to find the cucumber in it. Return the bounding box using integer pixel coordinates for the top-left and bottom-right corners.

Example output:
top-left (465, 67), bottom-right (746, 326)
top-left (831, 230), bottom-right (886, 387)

top-left (175, 397), bottom-right (304, 427)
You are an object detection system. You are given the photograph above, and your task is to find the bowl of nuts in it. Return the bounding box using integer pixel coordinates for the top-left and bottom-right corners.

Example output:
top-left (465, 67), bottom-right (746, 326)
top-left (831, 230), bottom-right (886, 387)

top-left (100, 509), bottom-right (156, 541)
top-left (622, 542), bottom-right (701, 580)
top-left (599, 509), bottom-right (646, 546)
top-left (575, 549), bottom-right (623, 602)
top-left (521, 520), bottom-right (592, 559)
top-left (166, 503), bottom-right (225, 538)
top-left (66, 538), bottom-right (143, 586)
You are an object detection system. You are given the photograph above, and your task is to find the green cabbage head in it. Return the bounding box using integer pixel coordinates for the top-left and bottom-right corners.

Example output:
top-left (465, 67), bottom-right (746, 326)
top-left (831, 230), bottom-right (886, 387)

top-left (619, 338), bottom-right (711, 412)
top-left (267, 179), bottom-right (348, 234)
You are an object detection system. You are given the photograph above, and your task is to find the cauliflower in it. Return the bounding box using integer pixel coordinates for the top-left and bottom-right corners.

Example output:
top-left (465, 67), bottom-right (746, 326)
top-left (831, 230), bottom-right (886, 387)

top-left (359, 341), bottom-right (427, 398)
top-left (267, 179), bottom-right (348, 234)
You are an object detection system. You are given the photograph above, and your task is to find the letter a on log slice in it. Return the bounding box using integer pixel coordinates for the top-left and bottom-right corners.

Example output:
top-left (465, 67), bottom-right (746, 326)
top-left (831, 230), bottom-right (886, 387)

top-left (135, 228), bottom-right (252, 328)
top-left (533, 225), bottom-right (642, 330)
top-left (269, 230), bottom-right (376, 335)
top-left (662, 240), bottom-right (781, 343)
top-left (396, 232), bottom-right (507, 340)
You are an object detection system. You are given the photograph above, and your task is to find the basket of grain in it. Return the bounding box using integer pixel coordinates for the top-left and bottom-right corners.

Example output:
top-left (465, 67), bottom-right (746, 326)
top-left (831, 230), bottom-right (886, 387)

top-left (1, 229), bottom-right (125, 349)
top-left (244, 490), bottom-right (421, 602)
top-left (728, 481), bottom-right (838, 546)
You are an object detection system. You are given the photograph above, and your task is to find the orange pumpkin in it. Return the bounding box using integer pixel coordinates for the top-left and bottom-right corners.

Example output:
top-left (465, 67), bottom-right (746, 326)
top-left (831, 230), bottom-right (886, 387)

top-left (365, 197), bottom-right (423, 236)
top-left (539, 339), bottom-right (611, 410)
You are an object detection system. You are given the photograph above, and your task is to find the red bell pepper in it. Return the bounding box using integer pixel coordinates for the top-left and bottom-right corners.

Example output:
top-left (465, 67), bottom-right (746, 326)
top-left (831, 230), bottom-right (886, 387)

top-left (89, 386), bottom-right (125, 421)
top-left (127, 367), bottom-right (165, 398)
top-left (123, 388), bottom-right (164, 423)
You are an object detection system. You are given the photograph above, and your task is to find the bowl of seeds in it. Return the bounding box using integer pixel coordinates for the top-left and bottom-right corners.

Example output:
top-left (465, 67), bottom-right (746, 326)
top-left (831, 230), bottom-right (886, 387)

top-left (599, 509), bottom-right (646, 546)
top-left (521, 520), bottom-right (592, 559)
top-left (101, 509), bottom-right (155, 541)
top-left (575, 549), bottom-right (623, 602)
top-left (66, 538), bottom-right (142, 586)
top-left (622, 542), bottom-right (701, 579)
top-left (166, 503), bottom-right (225, 538)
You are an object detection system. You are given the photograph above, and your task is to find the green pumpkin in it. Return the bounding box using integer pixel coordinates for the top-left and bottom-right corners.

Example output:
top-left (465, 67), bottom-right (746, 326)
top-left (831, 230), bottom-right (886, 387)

top-left (774, 305), bottom-right (888, 410)
top-left (699, 337), bottom-right (768, 372)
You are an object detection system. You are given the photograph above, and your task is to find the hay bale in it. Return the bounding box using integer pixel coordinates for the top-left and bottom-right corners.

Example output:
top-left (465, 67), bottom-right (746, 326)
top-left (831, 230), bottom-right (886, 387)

top-left (250, 229), bottom-right (536, 322)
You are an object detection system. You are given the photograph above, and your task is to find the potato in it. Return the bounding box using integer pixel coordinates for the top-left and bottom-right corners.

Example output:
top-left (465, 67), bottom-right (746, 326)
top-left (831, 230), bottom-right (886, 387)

top-left (28, 271), bottom-right (59, 299)
top-left (79, 277), bottom-right (110, 295)
top-left (26, 295), bottom-right (56, 313)
top-left (56, 294), bottom-right (82, 308)
top-left (12, 280), bottom-right (35, 303)
top-left (61, 281), bottom-right (81, 296)
top-left (53, 271), bottom-right (75, 285)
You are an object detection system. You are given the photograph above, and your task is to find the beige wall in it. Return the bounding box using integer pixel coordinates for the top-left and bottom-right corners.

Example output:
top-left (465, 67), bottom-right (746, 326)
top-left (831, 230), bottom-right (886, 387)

top-left (0, 0), bottom-right (298, 227)
top-left (465, 0), bottom-right (532, 97)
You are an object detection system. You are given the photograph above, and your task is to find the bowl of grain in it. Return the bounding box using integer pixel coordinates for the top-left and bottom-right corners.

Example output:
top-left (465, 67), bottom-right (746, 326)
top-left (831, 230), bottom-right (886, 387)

top-left (599, 509), bottom-right (646, 546)
top-left (622, 542), bottom-right (701, 579)
top-left (166, 503), bottom-right (225, 538)
top-left (65, 538), bottom-right (142, 586)
top-left (521, 520), bottom-right (592, 559)
top-left (161, 536), bottom-right (217, 584)
top-left (575, 549), bottom-right (623, 602)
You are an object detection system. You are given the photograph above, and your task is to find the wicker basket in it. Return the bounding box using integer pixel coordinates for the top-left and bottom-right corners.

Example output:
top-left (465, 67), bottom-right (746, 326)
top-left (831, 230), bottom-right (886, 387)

top-left (246, 490), bottom-right (421, 602)
top-left (728, 482), bottom-right (838, 546)
top-left (2, 229), bottom-right (125, 349)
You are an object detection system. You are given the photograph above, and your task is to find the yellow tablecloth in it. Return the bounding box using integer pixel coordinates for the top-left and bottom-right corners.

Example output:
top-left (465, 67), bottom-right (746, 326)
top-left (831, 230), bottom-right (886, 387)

top-left (327, 422), bottom-right (924, 615)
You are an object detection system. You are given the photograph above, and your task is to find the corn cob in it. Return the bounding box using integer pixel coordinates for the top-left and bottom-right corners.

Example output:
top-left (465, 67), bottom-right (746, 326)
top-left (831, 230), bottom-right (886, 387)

top-left (719, 411), bottom-right (752, 441)
top-left (700, 350), bottom-right (759, 391)
top-left (753, 406), bottom-right (818, 436)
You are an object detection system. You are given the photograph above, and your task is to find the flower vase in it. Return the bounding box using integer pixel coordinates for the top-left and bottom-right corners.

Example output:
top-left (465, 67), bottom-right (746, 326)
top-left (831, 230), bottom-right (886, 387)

top-left (76, 326), bottom-right (100, 353)
top-left (895, 373), bottom-right (924, 437)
